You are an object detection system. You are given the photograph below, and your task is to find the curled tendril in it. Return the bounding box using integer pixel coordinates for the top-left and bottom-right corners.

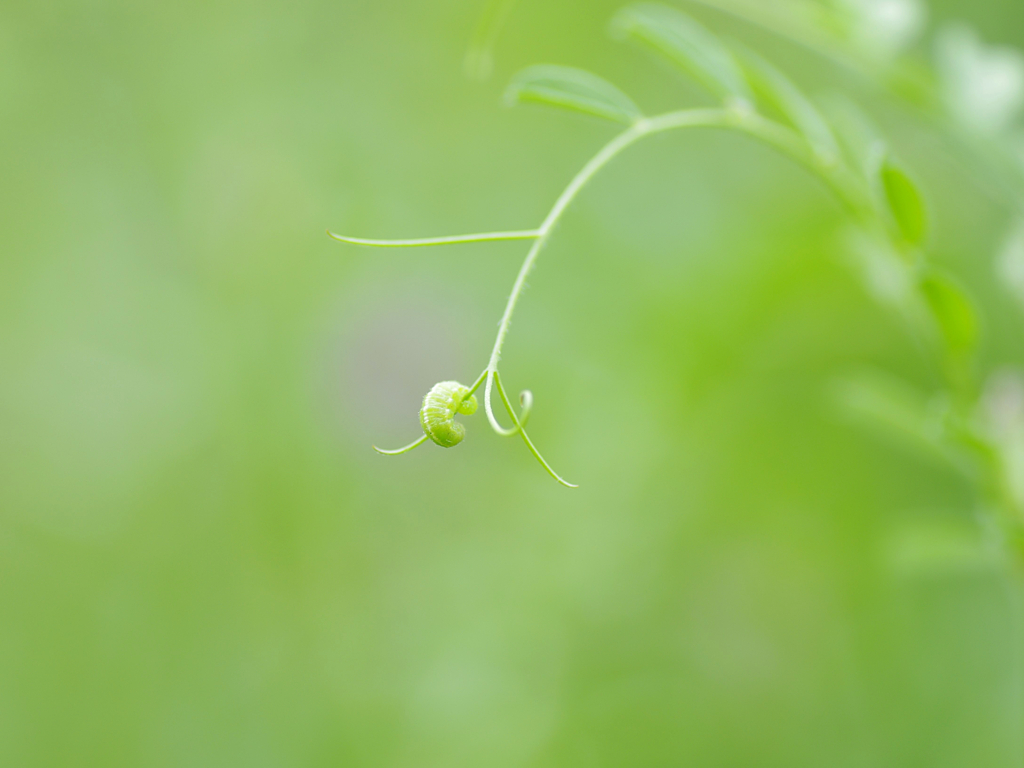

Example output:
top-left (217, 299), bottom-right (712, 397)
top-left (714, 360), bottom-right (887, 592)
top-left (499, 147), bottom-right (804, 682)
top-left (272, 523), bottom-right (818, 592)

top-left (492, 372), bottom-right (577, 488)
top-left (484, 371), bottom-right (532, 437)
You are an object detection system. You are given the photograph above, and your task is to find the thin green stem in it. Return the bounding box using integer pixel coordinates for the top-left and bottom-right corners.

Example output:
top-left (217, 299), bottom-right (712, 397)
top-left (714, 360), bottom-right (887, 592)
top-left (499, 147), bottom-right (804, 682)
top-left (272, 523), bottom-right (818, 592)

top-left (373, 435), bottom-right (428, 455)
top-left (494, 372), bottom-right (577, 488)
top-left (328, 229), bottom-right (540, 248)
top-left (365, 106), bottom-right (876, 488)
top-left (463, 369), bottom-right (489, 400)
top-left (685, 0), bottom-right (1024, 212)
top-left (483, 371), bottom-right (533, 437)
top-left (484, 371), bottom-right (516, 436)
top-left (654, 109), bottom-right (873, 219)
top-left (485, 120), bottom-right (651, 373)
top-left (485, 106), bottom-right (871, 375)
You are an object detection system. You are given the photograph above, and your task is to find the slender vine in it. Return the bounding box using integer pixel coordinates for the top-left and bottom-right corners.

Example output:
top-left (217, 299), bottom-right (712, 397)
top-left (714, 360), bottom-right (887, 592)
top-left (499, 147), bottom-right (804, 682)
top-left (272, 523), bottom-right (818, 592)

top-left (330, 2), bottom-right (1020, 530)
top-left (330, 107), bottom-right (860, 488)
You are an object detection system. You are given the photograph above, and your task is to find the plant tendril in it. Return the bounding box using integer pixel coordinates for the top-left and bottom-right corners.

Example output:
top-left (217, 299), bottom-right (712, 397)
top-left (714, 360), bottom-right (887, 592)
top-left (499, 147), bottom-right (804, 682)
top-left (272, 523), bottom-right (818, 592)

top-left (335, 27), bottom-right (933, 488)
top-left (482, 371), bottom-right (532, 437)
top-left (493, 372), bottom-right (577, 488)
top-left (327, 230), bottom-right (540, 248)
top-left (341, 106), bottom-right (878, 486)
top-left (373, 435), bottom-right (429, 455)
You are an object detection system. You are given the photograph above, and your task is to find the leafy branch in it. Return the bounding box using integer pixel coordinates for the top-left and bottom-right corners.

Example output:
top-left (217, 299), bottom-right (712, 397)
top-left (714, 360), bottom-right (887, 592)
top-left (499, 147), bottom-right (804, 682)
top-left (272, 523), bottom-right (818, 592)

top-left (331, 1), bottom-right (1017, 531)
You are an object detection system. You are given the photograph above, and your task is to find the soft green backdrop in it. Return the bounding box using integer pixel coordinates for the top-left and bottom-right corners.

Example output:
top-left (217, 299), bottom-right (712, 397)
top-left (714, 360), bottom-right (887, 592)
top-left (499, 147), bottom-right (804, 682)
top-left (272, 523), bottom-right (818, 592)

top-left (2, 0), bottom-right (1024, 765)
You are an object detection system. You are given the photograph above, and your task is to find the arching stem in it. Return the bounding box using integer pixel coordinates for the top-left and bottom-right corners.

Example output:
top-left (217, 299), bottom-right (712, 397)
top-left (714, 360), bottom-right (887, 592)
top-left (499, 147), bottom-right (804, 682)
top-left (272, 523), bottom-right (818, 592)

top-left (358, 107), bottom-right (876, 486)
top-left (373, 435), bottom-right (428, 455)
top-left (484, 106), bottom-right (871, 378)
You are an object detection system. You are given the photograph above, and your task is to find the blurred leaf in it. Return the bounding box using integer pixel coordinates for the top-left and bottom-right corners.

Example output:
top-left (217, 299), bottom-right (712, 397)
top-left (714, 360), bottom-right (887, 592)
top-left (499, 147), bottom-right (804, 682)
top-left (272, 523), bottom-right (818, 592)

top-left (836, 369), bottom-right (940, 452)
top-left (885, 518), bottom-right (1000, 576)
top-left (1014, 133), bottom-right (1024, 173)
top-left (610, 3), bottom-right (753, 103)
top-left (983, 371), bottom-right (1024, 510)
top-left (828, 106), bottom-right (929, 250)
top-left (734, 44), bottom-right (839, 162)
top-left (838, 0), bottom-right (927, 61)
top-left (936, 23), bottom-right (1024, 136)
top-left (843, 226), bottom-right (915, 310)
top-left (879, 159), bottom-right (927, 246)
top-left (464, 0), bottom-right (519, 81)
top-left (505, 65), bottom-right (643, 124)
top-left (997, 217), bottom-right (1024, 307)
top-left (918, 269), bottom-right (978, 355)
top-left (677, 0), bottom-right (863, 69)
top-left (835, 369), bottom-right (988, 473)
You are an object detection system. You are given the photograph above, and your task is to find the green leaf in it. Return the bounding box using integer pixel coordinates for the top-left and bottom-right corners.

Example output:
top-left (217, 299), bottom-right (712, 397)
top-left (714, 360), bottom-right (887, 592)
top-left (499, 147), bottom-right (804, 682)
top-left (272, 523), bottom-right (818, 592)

top-left (843, 227), bottom-right (916, 310)
top-left (734, 44), bottom-right (839, 162)
top-left (823, 108), bottom-right (927, 247)
top-left (936, 23), bottom-right (1024, 136)
top-left (885, 518), bottom-right (1000, 576)
top-left (918, 269), bottom-right (978, 354)
top-left (504, 65), bottom-right (643, 125)
top-left (835, 370), bottom-right (941, 455)
top-left (835, 368), bottom-right (991, 472)
top-left (464, 0), bottom-right (520, 81)
top-left (996, 217), bottom-right (1024, 304)
top-left (879, 159), bottom-right (928, 246)
top-left (610, 3), bottom-right (752, 103)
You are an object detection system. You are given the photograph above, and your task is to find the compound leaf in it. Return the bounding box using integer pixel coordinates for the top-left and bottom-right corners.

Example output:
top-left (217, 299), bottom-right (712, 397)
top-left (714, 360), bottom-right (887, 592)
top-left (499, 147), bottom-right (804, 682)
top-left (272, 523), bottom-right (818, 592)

top-left (886, 518), bottom-right (999, 576)
top-left (611, 3), bottom-right (752, 103)
top-left (505, 65), bottom-right (643, 125)
top-left (919, 269), bottom-right (978, 355)
top-left (880, 160), bottom-right (928, 246)
top-left (735, 44), bottom-right (839, 162)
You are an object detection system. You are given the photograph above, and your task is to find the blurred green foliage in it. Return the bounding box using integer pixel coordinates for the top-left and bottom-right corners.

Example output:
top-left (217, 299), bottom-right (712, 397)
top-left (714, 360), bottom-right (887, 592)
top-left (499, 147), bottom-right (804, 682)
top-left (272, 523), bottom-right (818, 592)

top-left (2, 0), bottom-right (1024, 766)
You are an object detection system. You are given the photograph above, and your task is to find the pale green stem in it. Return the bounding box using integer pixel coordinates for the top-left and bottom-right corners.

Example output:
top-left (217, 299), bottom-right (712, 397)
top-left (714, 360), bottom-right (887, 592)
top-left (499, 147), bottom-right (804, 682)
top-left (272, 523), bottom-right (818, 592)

top-left (328, 229), bottom-right (540, 247)
top-left (365, 107), bottom-right (874, 487)
top-left (373, 435), bottom-right (428, 455)
top-left (483, 106), bottom-right (872, 433)
top-left (494, 372), bottom-right (577, 488)
top-left (463, 369), bottom-right (489, 400)
top-left (483, 375), bottom-right (533, 437)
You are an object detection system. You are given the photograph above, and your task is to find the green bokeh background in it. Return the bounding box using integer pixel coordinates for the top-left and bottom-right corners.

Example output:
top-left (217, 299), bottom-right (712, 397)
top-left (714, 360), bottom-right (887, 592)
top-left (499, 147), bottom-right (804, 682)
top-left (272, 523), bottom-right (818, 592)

top-left (3, 0), bottom-right (1024, 765)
